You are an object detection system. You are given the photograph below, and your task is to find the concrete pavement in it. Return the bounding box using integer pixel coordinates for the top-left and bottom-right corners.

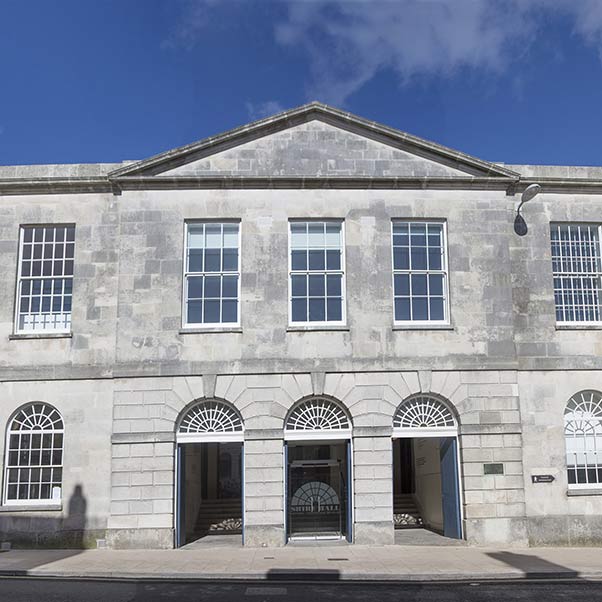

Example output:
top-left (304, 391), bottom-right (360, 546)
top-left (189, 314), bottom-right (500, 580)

top-left (0, 543), bottom-right (601, 582)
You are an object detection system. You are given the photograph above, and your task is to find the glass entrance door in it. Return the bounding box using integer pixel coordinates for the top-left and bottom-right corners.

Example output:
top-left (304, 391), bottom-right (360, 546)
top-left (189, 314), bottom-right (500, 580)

top-left (288, 459), bottom-right (345, 539)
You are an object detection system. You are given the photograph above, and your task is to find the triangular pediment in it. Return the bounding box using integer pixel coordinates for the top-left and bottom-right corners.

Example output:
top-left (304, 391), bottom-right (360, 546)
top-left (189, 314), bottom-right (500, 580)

top-left (110, 103), bottom-right (518, 180)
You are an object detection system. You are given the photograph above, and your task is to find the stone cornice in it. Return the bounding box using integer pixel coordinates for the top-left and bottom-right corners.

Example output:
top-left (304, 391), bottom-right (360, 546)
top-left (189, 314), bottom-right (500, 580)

top-left (0, 177), bottom-right (113, 196)
top-left (3, 174), bottom-right (602, 196)
top-left (111, 176), bottom-right (518, 192)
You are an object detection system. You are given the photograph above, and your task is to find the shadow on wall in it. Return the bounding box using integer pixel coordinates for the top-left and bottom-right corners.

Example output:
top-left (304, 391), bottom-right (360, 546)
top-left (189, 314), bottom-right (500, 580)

top-left (0, 484), bottom-right (95, 550)
top-left (514, 214), bottom-right (528, 236)
top-left (487, 551), bottom-right (580, 579)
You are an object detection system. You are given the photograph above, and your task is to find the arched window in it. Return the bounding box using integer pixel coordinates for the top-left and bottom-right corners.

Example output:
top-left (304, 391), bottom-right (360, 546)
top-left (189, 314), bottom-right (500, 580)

top-left (565, 390), bottom-right (602, 488)
top-left (177, 400), bottom-right (244, 443)
top-left (4, 403), bottom-right (64, 504)
top-left (285, 397), bottom-right (351, 440)
top-left (393, 395), bottom-right (457, 437)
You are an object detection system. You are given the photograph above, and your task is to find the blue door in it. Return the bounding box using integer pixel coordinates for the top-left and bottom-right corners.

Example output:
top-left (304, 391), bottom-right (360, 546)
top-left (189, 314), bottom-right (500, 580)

top-left (439, 437), bottom-right (462, 539)
top-left (176, 444), bottom-right (186, 547)
top-left (283, 443), bottom-right (288, 542)
top-left (346, 441), bottom-right (353, 543)
top-left (241, 443), bottom-right (245, 546)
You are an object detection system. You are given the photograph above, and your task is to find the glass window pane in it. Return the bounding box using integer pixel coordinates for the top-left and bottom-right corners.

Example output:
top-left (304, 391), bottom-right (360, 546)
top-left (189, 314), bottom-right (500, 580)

top-left (327, 298), bottom-right (342, 321)
top-left (204, 249), bottom-right (221, 272)
top-left (412, 297), bottom-right (428, 320)
top-left (395, 298), bottom-right (411, 321)
top-left (411, 247), bottom-right (427, 270)
top-left (222, 275), bottom-right (238, 298)
top-left (204, 276), bottom-right (220, 298)
top-left (392, 222), bottom-right (408, 236)
top-left (291, 298), bottom-right (307, 322)
top-left (394, 274), bottom-right (409, 296)
top-left (203, 300), bottom-right (220, 323)
top-left (411, 274), bottom-right (427, 295)
top-left (428, 248), bottom-right (442, 270)
top-left (325, 222), bottom-right (341, 247)
top-left (223, 224), bottom-right (239, 247)
top-left (187, 301), bottom-right (202, 323)
top-left (429, 274), bottom-right (443, 296)
top-left (326, 274), bottom-right (342, 296)
top-left (188, 277), bottom-right (203, 299)
top-left (308, 274), bottom-right (325, 296)
top-left (291, 275), bottom-right (307, 297)
top-left (187, 224), bottom-right (204, 248)
top-left (430, 298), bottom-right (444, 320)
top-left (308, 222), bottom-right (325, 247)
top-left (326, 250), bottom-right (340, 270)
top-left (309, 298), bottom-right (326, 321)
top-left (290, 223), bottom-right (307, 249)
top-left (393, 247), bottom-right (409, 270)
top-left (205, 224), bottom-right (222, 248)
top-left (291, 250), bottom-right (307, 271)
top-left (222, 249), bottom-right (238, 271)
top-left (308, 250), bottom-right (325, 271)
top-left (221, 300), bottom-right (237, 323)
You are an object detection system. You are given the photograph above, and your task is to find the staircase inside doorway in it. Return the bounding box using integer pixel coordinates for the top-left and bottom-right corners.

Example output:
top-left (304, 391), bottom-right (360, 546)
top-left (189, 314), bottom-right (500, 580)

top-left (393, 493), bottom-right (423, 528)
top-left (193, 498), bottom-right (242, 540)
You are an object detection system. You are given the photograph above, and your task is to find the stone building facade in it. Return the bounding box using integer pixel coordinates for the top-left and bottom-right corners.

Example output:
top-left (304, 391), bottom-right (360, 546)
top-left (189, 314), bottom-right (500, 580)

top-left (0, 103), bottom-right (601, 548)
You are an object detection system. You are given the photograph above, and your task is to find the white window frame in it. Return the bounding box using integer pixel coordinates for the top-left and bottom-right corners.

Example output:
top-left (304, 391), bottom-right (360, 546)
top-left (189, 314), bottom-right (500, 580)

top-left (181, 220), bottom-right (242, 330)
top-left (14, 224), bottom-right (75, 335)
top-left (391, 219), bottom-right (450, 327)
top-left (3, 404), bottom-right (64, 506)
top-left (551, 223), bottom-right (602, 326)
top-left (565, 390), bottom-right (602, 491)
top-left (288, 219), bottom-right (347, 327)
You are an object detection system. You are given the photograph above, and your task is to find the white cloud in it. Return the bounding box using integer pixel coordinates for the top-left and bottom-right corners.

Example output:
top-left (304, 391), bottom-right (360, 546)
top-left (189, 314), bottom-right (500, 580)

top-left (275, 0), bottom-right (602, 104)
top-left (245, 100), bottom-right (286, 120)
top-left (165, 1), bottom-right (602, 104)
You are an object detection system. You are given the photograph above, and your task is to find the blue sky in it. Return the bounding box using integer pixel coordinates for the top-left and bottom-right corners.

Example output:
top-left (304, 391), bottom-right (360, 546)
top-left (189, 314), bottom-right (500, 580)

top-left (2, 0), bottom-right (602, 166)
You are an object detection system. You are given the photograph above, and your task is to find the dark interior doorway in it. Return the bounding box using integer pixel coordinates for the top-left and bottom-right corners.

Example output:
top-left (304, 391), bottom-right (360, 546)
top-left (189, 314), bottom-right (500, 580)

top-left (392, 437), bottom-right (462, 539)
top-left (177, 441), bottom-right (243, 546)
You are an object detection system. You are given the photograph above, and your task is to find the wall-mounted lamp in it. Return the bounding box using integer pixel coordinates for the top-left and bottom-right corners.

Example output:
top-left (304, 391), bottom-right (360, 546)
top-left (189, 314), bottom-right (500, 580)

top-left (514, 183), bottom-right (541, 236)
top-left (517, 183), bottom-right (541, 214)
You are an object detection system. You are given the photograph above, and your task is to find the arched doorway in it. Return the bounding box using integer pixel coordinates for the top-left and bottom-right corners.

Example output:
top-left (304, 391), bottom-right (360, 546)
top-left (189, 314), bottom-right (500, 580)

top-left (284, 397), bottom-right (353, 542)
top-left (175, 400), bottom-right (244, 547)
top-left (392, 395), bottom-right (463, 540)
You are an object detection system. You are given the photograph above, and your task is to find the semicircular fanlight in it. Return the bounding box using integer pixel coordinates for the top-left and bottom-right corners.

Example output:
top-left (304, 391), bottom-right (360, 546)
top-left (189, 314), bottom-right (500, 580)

top-left (394, 396), bottom-right (455, 430)
top-left (179, 400), bottom-right (243, 434)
